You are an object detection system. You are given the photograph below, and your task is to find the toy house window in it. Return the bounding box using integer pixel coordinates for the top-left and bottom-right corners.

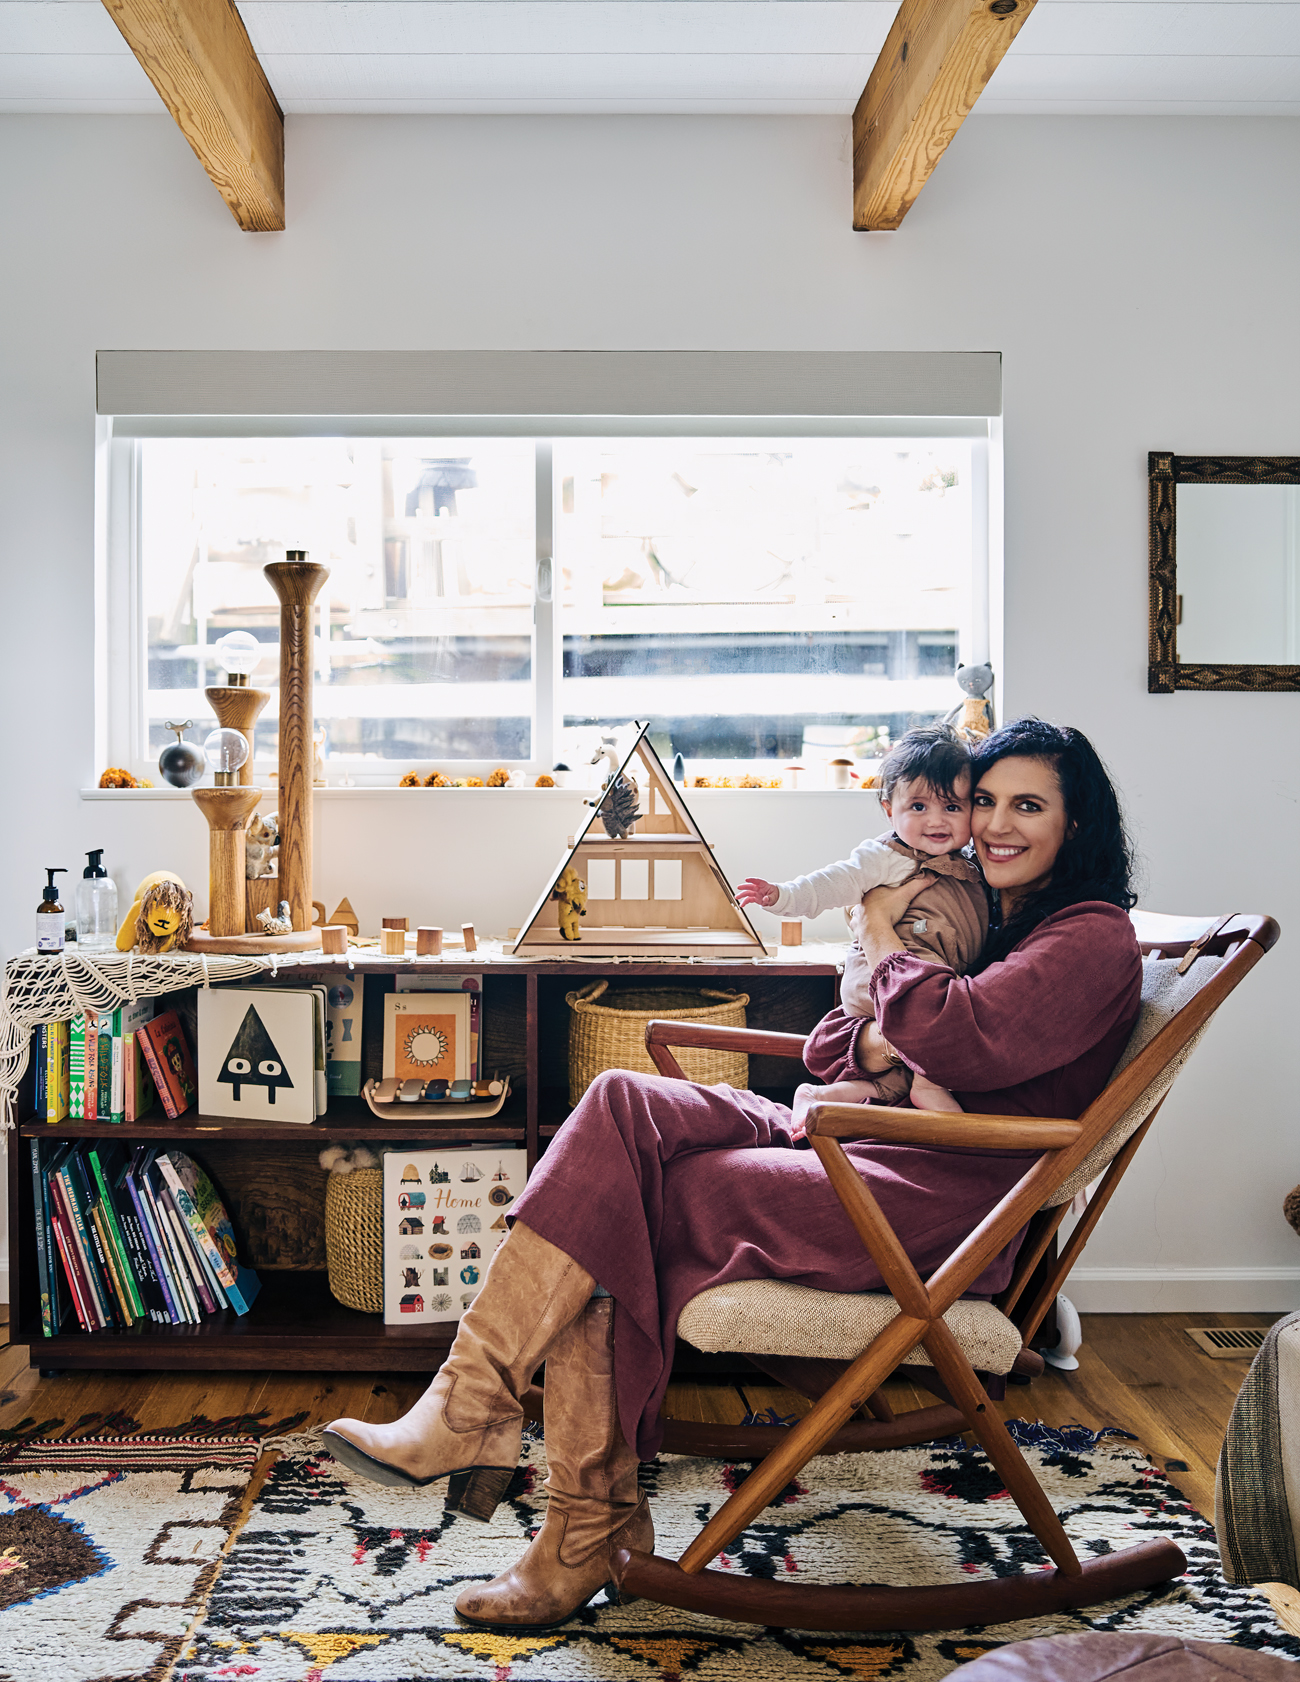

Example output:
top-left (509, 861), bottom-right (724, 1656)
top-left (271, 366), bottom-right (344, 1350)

top-left (653, 859), bottom-right (683, 900)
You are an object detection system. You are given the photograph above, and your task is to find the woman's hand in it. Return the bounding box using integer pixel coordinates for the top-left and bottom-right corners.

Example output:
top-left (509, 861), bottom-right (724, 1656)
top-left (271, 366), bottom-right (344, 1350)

top-left (850, 875), bottom-right (933, 960)
top-left (735, 878), bottom-right (780, 909)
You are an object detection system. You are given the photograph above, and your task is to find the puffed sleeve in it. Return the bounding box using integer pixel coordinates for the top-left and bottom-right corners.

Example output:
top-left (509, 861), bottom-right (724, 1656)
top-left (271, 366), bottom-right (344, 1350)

top-left (868, 903), bottom-right (1141, 1093)
top-left (803, 1005), bottom-right (873, 1084)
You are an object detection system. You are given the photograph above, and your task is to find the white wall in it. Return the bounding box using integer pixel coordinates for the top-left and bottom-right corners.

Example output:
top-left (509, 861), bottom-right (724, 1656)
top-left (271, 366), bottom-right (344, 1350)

top-left (2, 111), bottom-right (1299, 1312)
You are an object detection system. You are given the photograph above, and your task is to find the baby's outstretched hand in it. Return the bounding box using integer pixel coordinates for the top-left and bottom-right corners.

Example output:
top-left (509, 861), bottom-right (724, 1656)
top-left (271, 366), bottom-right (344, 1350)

top-left (736, 878), bottom-right (780, 909)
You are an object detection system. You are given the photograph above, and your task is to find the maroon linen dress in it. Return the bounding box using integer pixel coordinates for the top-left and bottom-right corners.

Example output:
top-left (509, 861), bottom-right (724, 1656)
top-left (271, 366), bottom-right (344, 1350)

top-left (511, 902), bottom-right (1142, 1459)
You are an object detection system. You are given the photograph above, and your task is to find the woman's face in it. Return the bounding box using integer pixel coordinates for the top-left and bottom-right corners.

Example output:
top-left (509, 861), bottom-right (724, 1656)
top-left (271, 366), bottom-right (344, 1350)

top-left (971, 756), bottom-right (1072, 903)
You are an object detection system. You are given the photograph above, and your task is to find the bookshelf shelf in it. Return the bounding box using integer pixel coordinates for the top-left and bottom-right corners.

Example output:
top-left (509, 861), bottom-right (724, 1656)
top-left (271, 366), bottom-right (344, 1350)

top-left (7, 951), bottom-right (841, 1373)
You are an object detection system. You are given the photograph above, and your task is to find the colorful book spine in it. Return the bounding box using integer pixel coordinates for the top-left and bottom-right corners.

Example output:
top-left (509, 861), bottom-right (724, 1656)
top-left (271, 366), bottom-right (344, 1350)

top-left (90, 1201), bottom-right (135, 1327)
top-left (30, 1140), bottom-right (54, 1337)
top-left (156, 1167), bottom-right (231, 1309)
top-left (159, 1199), bottom-right (203, 1321)
top-left (158, 1187), bottom-right (217, 1314)
top-left (97, 1011), bottom-right (113, 1121)
top-left (64, 1154), bottom-right (121, 1327)
top-left (51, 1209), bottom-right (91, 1332)
top-left (44, 1021), bottom-right (70, 1123)
top-left (35, 1024), bottom-right (46, 1117)
top-left (127, 1159), bottom-right (180, 1324)
top-left (69, 1016), bottom-right (86, 1119)
top-left (49, 1167), bottom-right (104, 1328)
top-left (137, 1013), bottom-right (196, 1120)
top-left (87, 1147), bottom-right (145, 1323)
top-left (85, 1015), bottom-right (97, 1120)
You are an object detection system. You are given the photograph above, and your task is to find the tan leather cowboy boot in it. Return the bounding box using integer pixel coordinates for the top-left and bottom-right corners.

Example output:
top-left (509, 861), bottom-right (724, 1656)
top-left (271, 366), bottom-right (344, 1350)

top-left (454, 1296), bottom-right (653, 1627)
top-left (322, 1222), bottom-right (592, 1521)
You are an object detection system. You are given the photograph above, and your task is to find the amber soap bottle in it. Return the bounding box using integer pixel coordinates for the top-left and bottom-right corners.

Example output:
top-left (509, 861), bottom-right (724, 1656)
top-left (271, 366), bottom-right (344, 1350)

top-left (37, 868), bottom-right (68, 952)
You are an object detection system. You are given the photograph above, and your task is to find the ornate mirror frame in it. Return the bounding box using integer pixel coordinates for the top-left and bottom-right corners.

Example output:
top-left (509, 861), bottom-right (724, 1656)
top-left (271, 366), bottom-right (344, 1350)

top-left (1149, 452), bottom-right (1300, 693)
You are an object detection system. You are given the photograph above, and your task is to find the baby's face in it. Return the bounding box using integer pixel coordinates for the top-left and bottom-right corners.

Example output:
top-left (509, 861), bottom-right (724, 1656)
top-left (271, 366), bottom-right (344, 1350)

top-left (884, 771), bottom-right (972, 856)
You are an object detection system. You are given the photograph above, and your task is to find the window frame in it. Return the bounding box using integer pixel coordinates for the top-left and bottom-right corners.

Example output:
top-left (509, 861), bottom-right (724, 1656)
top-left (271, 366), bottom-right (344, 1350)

top-left (98, 415), bottom-right (1001, 786)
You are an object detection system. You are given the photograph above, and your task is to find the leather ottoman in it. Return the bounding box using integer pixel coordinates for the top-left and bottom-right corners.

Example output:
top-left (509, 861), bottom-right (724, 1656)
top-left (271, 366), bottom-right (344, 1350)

top-left (955, 1632), bottom-right (1295, 1678)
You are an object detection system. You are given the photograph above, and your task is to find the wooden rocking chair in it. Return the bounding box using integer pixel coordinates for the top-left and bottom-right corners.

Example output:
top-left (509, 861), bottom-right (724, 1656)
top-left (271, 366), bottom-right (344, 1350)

top-left (613, 910), bottom-right (1279, 1633)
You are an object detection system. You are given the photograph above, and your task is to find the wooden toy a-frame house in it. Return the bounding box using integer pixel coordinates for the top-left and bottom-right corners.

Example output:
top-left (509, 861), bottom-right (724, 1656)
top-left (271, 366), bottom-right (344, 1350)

top-left (511, 724), bottom-right (767, 957)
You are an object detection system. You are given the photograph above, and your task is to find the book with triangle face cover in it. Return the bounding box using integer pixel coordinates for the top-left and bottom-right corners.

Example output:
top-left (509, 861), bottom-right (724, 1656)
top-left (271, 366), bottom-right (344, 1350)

top-left (197, 988), bottom-right (318, 1125)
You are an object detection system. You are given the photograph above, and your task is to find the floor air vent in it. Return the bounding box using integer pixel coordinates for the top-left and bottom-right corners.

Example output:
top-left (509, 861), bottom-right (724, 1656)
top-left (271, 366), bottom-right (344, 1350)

top-left (1185, 1326), bottom-right (1268, 1359)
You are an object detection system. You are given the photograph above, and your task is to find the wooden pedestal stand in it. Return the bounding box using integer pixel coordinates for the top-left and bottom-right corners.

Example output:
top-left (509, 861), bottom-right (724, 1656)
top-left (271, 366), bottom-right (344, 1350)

top-left (264, 555), bottom-right (329, 932)
top-left (188, 786), bottom-right (322, 954)
top-left (204, 685), bottom-right (270, 785)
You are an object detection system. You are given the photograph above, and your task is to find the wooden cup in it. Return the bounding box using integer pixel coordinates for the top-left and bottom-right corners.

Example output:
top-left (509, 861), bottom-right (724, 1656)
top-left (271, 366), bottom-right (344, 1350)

top-left (461, 923), bottom-right (478, 954)
top-left (416, 927), bottom-right (444, 956)
top-left (321, 925), bottom-right (347, 954)
top-left (781, 920), bottom-right (803, 947)
top-left (380, 928), bottom-right (406, 956)
top-left (382, 916), bottom-right (409, 931)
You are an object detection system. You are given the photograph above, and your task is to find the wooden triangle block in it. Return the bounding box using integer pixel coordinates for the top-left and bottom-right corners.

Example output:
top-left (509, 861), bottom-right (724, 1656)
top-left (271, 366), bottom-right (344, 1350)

top-left (511, 723), bottom-right (766, 957)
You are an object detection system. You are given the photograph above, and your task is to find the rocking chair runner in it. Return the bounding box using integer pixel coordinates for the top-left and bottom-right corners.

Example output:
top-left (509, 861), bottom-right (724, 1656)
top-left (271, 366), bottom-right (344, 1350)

top-left (611, 909), bottom-right (1279, 1634)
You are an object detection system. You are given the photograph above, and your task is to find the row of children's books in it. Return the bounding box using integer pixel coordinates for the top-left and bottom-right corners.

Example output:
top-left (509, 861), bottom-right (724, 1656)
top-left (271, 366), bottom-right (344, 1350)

top-left (32, 972), bottom-right (484, 1126)
top-left (30, 1140), bottom-right (261, 1335)
top-left (34, 1002), bottom-right (197, 1125)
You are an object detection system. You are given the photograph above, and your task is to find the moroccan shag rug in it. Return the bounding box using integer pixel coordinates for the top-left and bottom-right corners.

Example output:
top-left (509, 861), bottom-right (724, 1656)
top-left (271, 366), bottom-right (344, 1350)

top-left (0, 1434), bottom-right (263, 1682)
top-left (171, 1424), bottom-right (1299, 1681)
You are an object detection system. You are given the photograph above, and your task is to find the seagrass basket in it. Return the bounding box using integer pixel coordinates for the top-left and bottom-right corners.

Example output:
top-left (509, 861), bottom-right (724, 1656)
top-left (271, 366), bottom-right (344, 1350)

top-left (324, 1167), bottom-right (384, 1314)
top-left (565, 980), bottom-right (750, 1105)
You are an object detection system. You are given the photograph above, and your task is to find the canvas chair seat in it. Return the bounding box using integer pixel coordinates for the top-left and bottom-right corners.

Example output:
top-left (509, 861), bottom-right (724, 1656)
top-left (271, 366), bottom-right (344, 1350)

top-left (678, 1279), bottom-right (1023, 1373)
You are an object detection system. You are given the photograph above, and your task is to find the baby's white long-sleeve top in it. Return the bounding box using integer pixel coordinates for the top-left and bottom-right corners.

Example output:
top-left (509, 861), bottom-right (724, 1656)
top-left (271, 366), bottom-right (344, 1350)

top-left (769, 835), bottom-right (916, 920)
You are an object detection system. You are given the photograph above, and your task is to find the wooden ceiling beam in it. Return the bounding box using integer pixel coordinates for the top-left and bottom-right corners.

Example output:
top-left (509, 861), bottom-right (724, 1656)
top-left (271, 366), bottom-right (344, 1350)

top-left (853, 0), bottom-right (1036, 231)
top-left (100, 0), bottom-right (284, 231)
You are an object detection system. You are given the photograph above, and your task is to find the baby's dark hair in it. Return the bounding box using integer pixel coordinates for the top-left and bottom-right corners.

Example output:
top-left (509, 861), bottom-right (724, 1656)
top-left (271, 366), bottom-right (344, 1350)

top-left (878, 723), bottom-right (972, 806)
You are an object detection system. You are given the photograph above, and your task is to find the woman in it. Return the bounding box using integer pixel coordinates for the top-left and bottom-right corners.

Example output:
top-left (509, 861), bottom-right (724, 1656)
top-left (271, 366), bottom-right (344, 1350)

top-left (324, 719), bottom-right (1142, 1630)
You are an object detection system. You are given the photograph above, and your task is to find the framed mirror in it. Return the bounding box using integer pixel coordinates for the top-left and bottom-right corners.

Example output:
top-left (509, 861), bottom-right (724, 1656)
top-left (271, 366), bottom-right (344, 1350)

top-left (1149, 452), bottom-right (1300, 692)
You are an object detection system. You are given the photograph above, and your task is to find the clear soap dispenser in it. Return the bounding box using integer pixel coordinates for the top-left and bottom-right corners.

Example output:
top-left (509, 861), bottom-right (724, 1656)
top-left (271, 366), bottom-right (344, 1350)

top-left (76, 850), bottom-right (119, 951)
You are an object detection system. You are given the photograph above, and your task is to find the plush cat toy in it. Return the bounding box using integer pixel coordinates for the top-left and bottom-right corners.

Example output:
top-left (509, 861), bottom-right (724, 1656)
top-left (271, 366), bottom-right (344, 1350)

top-left (945, 662), bottom-right (995, 743)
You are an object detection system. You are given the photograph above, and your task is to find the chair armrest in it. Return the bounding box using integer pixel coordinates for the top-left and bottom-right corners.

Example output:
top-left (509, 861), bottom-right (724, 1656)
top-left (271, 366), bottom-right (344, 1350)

top-left (644, 1019), bottom-right (809, 1081)
top-left (803, 1103), bottom-right (1083, 1153)
top-left (644, 1020), bottom-right (808, 1058)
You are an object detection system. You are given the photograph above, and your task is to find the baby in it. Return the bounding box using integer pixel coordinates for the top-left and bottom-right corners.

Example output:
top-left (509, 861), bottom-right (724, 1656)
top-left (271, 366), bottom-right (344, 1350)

top-left (736, 724), bottom-right (989, 1121)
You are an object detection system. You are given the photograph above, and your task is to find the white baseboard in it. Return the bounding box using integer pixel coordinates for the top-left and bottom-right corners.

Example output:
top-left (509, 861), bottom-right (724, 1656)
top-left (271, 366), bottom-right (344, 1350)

top-left (1066, 1266), bottom-right (1300, 1314)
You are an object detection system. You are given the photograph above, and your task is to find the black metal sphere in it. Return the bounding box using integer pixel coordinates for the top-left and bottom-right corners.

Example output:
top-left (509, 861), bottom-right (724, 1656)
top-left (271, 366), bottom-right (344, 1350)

top-left (159, 740), bottom-right (206, 788)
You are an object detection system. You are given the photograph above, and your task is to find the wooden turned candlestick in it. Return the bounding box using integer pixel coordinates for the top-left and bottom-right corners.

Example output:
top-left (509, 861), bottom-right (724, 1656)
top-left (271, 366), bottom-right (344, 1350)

top-left (192, 787), bottom-right (263, 936)
top-left (204, 685), bottom-right (270, 785)
top-left (263, 555), bottom-right (329, 932)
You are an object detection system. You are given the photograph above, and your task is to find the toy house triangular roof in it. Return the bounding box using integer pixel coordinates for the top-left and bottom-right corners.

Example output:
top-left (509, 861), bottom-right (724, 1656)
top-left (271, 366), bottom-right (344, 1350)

top-left (511, 723), bottom-right (767, 957)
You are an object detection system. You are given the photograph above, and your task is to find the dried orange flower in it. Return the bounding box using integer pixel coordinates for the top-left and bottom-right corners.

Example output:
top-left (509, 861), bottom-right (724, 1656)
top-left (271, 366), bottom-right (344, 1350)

top-left (692, 776), bottom-right (712, 789)
top-left (534, 773), bottom-right (556, 788)
top-left (486, 767), bottom-right (510, 787)
top-left (463, 776), bottom-right (485, 788)
top-left (98, 767), bottom-right (139, 789)
top-left (399, 772), bottom-right (423, 787)
top-left (425, 772), bottom-right (453, 788)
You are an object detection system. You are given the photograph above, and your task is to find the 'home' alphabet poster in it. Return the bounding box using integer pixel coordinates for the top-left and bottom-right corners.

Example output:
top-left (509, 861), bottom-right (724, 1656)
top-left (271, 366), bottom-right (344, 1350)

top-left (383, 1147), bottom-right (527, 1324)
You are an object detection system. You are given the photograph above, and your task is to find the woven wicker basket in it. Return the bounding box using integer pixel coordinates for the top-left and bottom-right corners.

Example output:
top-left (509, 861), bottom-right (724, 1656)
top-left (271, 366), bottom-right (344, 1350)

top-left (324, 1167), bottom-right (384, 1313)
top-left (565, 980), bottom-right (750, 1105)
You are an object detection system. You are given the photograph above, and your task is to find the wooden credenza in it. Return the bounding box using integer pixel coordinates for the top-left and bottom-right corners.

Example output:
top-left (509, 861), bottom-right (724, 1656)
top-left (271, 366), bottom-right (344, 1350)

top-left (6, 949), bottom-right (842, 1374)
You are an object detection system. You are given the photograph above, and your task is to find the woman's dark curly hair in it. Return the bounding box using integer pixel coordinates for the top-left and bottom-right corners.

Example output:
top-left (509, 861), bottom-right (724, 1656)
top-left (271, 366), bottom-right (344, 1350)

top-left (969, 718), bottom-right (1136, 972)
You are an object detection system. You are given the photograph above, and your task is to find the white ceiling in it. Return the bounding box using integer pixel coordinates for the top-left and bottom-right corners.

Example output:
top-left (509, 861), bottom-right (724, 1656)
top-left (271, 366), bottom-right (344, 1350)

top-left (2, 0), bottom-right (1298, 118)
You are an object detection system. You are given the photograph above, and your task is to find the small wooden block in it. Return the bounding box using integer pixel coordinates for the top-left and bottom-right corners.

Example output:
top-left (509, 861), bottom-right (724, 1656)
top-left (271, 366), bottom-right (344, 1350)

top-left (320, 925), bottom-right (347, 954)
top-left (781, 921), bottom-right (803, 947)
top-left (380, 928), bottom-right (406, 955)
top-left (416, 926), bottom-right (444, 956)
top-left (461, 922), bottom-right (477, 953)
top-left (382, 916), bottom-right (409, 931)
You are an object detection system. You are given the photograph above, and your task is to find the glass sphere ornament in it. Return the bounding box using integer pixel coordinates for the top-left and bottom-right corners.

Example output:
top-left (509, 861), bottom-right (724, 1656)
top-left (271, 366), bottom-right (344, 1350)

top-left (212, 630), bottom-right (263, 686)
top-left (158, 719), bottom-right (206, 789)
top-left (203, 727), bottom-right (250, 786)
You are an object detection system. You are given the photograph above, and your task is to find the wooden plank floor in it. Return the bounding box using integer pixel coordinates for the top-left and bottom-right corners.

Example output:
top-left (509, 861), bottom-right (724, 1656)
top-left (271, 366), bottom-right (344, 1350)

top-left (0, 1308), bottom-right (1272, 1521)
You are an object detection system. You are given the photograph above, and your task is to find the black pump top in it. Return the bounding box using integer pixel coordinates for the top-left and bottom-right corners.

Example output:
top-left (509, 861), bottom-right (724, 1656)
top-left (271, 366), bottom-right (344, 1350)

top-left (84, 849), bottom-right (106, 879)
top-left (42, 868), bottom-right (68, 904)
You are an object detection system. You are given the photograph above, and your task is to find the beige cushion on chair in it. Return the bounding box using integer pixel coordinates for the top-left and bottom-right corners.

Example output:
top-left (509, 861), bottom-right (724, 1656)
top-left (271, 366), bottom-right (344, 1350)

top-left (678, 1279), bottom-right (1023, 1374)
top-left (1048, 953), bottom-right (1223, 1206)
